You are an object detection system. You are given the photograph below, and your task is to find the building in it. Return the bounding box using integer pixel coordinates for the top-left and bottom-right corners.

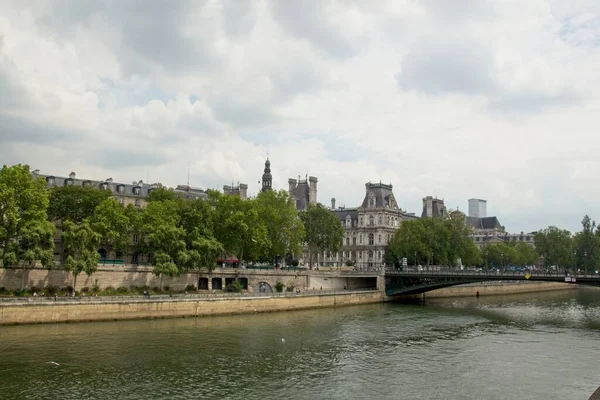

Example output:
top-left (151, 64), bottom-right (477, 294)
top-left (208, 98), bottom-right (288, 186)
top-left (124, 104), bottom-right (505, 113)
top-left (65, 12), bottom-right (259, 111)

top-left (472, 232), bottom-right (536, 248)
top-left (288, 175), bottom-right (317, 210)
top-left (303, 182), bottom-right (417, 269)
top-left (422, 196), bottom-right (446, 218)
top-left (466, 216), bottom-right (504, 235)
top-left (260, 158), bottom-right (272, 192)
top-left (223, 183), bottom-right (248, 200)
top-left (33, 170), bottom-right (154, 209)
top-left (468, 198), bottom-right (487, 218)
top-left (174, 184), bottom-right (208, 200)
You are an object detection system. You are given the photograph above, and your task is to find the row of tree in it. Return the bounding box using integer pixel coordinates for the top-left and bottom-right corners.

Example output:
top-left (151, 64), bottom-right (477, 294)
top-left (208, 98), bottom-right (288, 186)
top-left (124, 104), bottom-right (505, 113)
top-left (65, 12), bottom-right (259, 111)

top-left (387, 212), bottom-right (600, 273)
top-left (0, 164), bottom-right (344, 290)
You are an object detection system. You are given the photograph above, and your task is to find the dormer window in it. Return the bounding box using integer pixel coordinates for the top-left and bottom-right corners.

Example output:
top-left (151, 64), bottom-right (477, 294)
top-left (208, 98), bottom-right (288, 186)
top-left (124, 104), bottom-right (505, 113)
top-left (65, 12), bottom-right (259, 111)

top-left (133, 186), bottom-right (141, 196)
top-left (64, 178), bottom-right (74, 186)
top-left (345, 216), bottom-right (351, 228)
top-left (116, 185), bottom-right (125, 194)
top-left (46, 176), bottom-right (55, 185)
top-left (82, 180), bottom-right (91, 187)
top-left (100, 182), bottom-right (108, 190)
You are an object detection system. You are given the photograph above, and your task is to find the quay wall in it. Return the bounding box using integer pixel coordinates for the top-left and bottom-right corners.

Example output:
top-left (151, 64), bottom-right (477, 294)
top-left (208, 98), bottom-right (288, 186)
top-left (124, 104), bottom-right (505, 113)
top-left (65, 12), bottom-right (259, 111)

top-left (0, 291), bottom-right (385, 325)
top-left (425, 281), bottom-right (574, 298)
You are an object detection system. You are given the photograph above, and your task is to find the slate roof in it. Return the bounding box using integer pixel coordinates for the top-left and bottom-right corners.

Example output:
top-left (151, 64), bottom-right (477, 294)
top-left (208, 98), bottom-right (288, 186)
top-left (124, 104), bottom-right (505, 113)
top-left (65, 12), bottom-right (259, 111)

top-left (292, 181), bottom-right (310, 210)
top-left (36, 173), bottom-right (154, 197)
top-left (466, 216), bottom-right (503, 230)
top-left (333, 208), bottom-right (359, 223)
top-left (360, 183), bottom-right (397, 209)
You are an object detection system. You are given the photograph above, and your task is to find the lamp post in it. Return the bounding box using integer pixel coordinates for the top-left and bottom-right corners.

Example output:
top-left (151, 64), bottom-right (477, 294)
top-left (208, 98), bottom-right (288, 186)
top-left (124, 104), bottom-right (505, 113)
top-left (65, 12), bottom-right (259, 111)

top-left (485, 251), bottom-right (488, 270)
top-left (501, 253), bottom-right (504, 272)
top-left (574, 250), bottom-right (577, 271)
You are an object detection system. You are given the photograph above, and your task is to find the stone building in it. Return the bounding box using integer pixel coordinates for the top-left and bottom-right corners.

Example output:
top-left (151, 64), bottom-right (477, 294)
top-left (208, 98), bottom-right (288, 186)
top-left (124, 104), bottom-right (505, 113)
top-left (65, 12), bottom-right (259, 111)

top-left (174, 184), bottom-right (208, 200)
top-left (288, 175), bottom-right (317, 210)
top-left (223, 183), bottom-right (248, 200)
top-left (304, 182), bottom-right (417, 270)
top-left (422, 196), bottom-right (446, 218)
top-left (33, 170), bottom-right (155, 209)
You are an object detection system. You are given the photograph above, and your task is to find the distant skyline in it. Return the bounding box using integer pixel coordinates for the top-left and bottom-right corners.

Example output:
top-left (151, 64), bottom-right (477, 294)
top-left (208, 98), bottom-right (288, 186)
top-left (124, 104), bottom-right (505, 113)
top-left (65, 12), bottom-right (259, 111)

top-left (1, 1), bottom-right (599, 234)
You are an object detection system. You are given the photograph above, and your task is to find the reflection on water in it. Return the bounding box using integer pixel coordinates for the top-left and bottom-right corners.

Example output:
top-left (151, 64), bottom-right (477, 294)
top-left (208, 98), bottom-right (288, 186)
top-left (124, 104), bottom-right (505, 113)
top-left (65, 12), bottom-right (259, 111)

top-left (1, 288), bottom-right (599, 400)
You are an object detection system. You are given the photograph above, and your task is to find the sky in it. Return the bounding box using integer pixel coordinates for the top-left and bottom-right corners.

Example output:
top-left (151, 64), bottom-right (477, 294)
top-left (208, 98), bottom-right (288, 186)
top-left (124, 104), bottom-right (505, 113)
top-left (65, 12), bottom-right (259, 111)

top-left (1, 0), bottom-right (599, 234)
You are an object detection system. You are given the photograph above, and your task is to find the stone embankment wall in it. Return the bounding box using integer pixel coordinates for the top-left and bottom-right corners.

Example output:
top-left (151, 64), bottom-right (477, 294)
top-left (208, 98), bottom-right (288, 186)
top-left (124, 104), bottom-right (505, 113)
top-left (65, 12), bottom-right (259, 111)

top-left (426, 281), bottom-right (574, 298)
top-left (0, 266), bottom-right (380, 294)
top-left (0, 291), bottom-right (385, 325)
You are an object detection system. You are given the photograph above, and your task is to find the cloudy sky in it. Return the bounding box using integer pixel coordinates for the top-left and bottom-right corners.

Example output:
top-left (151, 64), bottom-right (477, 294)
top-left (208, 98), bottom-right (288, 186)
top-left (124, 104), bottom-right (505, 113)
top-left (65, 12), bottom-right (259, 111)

top-left (1, 0), bottom-right (599, 233)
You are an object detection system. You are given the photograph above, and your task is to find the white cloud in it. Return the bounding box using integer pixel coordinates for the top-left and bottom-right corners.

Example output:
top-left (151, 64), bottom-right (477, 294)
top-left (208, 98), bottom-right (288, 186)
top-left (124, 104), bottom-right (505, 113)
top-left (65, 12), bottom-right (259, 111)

top-left (1, 0), bottom-right (599, 233)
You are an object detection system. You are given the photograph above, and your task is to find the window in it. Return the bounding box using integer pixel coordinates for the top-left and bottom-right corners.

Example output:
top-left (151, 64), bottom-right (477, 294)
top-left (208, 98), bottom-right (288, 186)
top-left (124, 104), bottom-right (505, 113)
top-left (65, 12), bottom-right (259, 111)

top-left (65, 179), bottom-right (74, 186)
top-left (368, 251), bottom-right (373, 259)
top-left (133, 234), bottom-right (139, 244)
top-left (117, 185), bottom-right (125, 194)
top-left (378, 215), bottom-right (382, 225)
top-left (378, 234), bottom-right (381, 244)
top-left (359, 234), bottom-right (363, 244)
top-left (353, 237), bottom-right (356, 246)
top-left (135, 199), bottom-right (141, 209)
top-left (118, 197), bottom-right (124, 205)
top-left (386, 216), bottom-right (390, 225)
top-left (526, 236), bottom-right (531, 241)
top-left (46, 177), bottom-right (55, 185)
top-left (100, 183), bottom-right (108, 190)
top-left (369, 233), bottom-right (374, 245)
top-left (377, 251), bottom-right (381, 260)
top-left (359, 251), bottom-right (362, 259)
top-left (359, 217), bottom-right (363, 226)
top-left (346, 216), bottom-right (351, 228)
top-left (369, 216), bottom-right (374, 226)
top-left (346, 238), bottom-right (350, 246)
top-left (369, 198), bottom-right (375, 208)
top-left (131, 253), bottom-right (139, 264)
top-left (133, 187), bottom-right (141, 195)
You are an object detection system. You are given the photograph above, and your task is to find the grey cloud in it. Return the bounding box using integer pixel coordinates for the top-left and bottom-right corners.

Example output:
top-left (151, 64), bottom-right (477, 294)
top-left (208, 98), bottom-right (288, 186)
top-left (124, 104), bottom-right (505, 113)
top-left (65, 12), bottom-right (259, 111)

top-left (396, 39), bottom-right (496, 95)
top-left (87, 147), bottom-right (169, 169)
top-left (269, 1), bottom-right (364, 60)
top-left (0, 115), bottom-right (74, 145)
top-left (421, 0), bottom-right (497, 22)
top-left (212, 100), bottom-right (280, 129)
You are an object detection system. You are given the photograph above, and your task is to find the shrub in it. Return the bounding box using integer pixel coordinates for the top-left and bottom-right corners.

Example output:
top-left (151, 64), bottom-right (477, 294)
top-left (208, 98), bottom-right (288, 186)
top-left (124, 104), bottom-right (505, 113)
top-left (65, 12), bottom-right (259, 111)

top-left (116, 287), bottom-right (129, 294)
top-left (14, 289), bottom-right (27, 297)
top-left (185, 284), bottom-right (197, 292)
top-left (151, 286), bottom-right (160, 292)
top-left (274, 281), bottom-right (285, 293)
top-left (0, 286), bottom-right (8, 295)
top-left (291, 259), bottom-right (299, 267)
top-left (345, 260), bottom-right (355, 267)
top-left (224, 281), bottom-right (243, 293)
top-left (285, 285), bottom-right (295, 292)
top-left (46, 286), bottom-right (58, 296)
top-left (163, 286), bottom-right (170, 292)
top-left (30, 286), bottom-right (39, 295)
top-left (80, 287), bottom-right (90, 293)
top-left (66, 286), bottom-right (74, 294)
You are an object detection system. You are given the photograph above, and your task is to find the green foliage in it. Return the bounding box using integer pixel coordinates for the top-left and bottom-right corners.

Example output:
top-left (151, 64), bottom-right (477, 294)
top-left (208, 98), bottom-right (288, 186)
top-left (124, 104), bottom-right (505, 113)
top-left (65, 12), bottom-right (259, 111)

top-left (91, 198), bottom-right (131, 256)
top-left (388, 215), bottom-right (481, 266)
top-left (61, 219), bottom-right (101, 294)
top-left (274, 281), bottom-right (285, 293)
top-left (147, 186), bottom-right (176, 203)
top-left (534, 226), bottom-right (573, 268)
top-left (255, 190), bottom-right (305, 263)
top-left (299, 203), bottom-right (344, 268)
top-left (572, 215), bottom-right (600, 273)
top-left (0, 164), bottom-right (54, 270)
top-left (480, 241), bottom-right (537, 268)
top-left (224, 280), bottom-right (243, 293)
top-left (47, 184), bottom-right (110, 224)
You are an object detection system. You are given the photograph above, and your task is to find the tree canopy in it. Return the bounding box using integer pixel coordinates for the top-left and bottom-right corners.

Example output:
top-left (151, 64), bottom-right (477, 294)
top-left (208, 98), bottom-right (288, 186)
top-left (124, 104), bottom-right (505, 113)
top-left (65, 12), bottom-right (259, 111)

top-left (299, 203), bottom-right (344, 268)
top-left (47, 185), bottom-right (111, 224)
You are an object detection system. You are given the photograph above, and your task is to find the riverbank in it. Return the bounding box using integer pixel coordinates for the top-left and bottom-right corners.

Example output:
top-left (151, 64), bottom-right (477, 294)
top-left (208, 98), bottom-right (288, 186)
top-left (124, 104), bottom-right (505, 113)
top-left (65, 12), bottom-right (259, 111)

top-left (0, 290), bottom-right (384, 325)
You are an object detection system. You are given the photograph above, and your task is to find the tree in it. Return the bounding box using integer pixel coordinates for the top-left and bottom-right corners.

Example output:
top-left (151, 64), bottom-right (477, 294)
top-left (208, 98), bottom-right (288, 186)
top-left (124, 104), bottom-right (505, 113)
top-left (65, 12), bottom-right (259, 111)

top-left (573, 215), bottom-right (600, 273)
top-left (61, 219), bottom-right (100, 295)
top-left (143, 200), bottom-right (185, 289)
top-left (299, 203), bottom-right (344, 269)
top-left (255, 190), bottom-right (305, 265)
top-left (0, 164), bottom-right (54, 272)
top-left (209, 191), bottom-right (268, 265)
top-left (147, 186), bottom-right (176, 203)
top-left (91, 198), bottom-right (130, 259)
top-left (47, 185), bottom-right (110, 224)
top-left (534, 226), bottom-right (573, 269)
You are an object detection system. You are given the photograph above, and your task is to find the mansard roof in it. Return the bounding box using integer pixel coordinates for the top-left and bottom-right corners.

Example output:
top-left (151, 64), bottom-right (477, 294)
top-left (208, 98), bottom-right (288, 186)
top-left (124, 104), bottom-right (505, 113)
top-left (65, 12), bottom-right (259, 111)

top-left (466, 216), bottom-right (503, 230)
top-left (333, 208), bottom-right (358, 222)
top-left (360, 182), bottom-right (398, 209)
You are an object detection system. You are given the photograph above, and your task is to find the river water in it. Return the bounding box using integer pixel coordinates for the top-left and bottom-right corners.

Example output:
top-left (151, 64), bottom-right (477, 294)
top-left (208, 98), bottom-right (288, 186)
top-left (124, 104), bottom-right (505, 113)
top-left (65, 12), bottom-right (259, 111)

top-left (1, 289), bottom-right (599, 400)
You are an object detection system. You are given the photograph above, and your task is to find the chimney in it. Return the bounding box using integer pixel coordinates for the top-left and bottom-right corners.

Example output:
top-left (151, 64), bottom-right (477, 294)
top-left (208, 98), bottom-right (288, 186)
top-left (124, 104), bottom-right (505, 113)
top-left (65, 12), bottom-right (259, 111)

top-left (288, 178), bottom-right (297, 193)
top-left (331, 198), bottom-right (336, 209)
top-left (69, 171), bottom-right (76, 179)
top-left (32, 169), bottom-right (40, 175)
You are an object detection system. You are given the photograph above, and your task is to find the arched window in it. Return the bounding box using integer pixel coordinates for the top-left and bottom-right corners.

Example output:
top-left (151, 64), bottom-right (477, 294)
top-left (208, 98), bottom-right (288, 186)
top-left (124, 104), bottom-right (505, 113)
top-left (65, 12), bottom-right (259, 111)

top-left (346, 216), bottom-right (351, 228)
top-left (386, 216), bottom-right (390, 225)
top-left (359, 234), bottom-right (363, 244)
top-left (346, 237), bottom-right (350, 246)
top-left (359, 217), bottom-right (363, 226)
top-left (368, 251), bottom-right (373, 259)
top-left (378, 215), bottom-right (382, 225)
top-left (369, 216), bottom-right (374, 226)
top-left (368, 233), bottom-right (374, 245)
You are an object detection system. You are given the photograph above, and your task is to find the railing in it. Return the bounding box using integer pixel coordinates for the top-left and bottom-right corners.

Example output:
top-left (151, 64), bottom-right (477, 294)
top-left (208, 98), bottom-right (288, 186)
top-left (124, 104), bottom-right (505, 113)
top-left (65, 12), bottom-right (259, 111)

top-left (0, 287), bottom-right (380, 305)
top-left (385, 267), bottom-right (600, 279)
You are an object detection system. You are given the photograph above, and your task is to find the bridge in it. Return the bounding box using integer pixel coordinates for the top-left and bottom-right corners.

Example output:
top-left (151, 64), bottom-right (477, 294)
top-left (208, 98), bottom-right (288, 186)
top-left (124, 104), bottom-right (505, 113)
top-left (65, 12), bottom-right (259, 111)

top-left (385, 269), bottom-right (600, 296)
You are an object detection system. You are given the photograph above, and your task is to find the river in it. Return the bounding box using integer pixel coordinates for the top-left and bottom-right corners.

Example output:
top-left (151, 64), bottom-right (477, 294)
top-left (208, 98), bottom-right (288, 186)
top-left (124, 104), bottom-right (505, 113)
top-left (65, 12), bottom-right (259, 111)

top-left (1, 288), bottom-right (599, 400)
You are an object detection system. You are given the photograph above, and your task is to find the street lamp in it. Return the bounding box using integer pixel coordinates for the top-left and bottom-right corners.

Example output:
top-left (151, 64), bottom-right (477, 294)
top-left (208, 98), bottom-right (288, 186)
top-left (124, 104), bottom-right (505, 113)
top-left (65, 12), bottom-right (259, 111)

top-left (501, 253), bottom-right (504, 272)
top-left (485, 251), bottom-right (488, 270)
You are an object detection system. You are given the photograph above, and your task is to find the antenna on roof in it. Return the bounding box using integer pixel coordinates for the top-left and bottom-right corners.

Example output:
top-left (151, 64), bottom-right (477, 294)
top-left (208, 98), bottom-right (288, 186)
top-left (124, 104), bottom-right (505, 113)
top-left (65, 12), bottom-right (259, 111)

top-left (187, 161), bottom-right (190, 185)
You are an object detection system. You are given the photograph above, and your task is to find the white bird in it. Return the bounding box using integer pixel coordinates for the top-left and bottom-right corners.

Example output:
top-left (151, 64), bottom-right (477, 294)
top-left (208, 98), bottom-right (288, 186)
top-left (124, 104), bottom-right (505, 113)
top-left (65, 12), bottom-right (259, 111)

top-left (46, 361), bottom-right (60, 366)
